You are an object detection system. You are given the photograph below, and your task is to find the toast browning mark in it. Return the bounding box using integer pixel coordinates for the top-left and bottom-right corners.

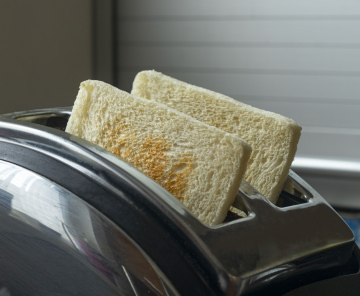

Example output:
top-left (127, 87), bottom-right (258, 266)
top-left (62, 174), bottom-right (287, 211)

top-left (105, 126), bottom-right (192, 201)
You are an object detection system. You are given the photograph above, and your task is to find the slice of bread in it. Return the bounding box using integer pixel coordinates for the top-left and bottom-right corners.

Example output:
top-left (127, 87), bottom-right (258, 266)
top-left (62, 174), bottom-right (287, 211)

top-left (65, 80), bottom-right (252, 226)
top-left (131, 70), bottom-right (302, 204)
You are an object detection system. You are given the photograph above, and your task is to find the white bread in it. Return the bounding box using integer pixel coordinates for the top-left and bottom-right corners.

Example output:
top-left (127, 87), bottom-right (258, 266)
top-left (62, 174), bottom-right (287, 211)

top-left (131, 70), bottom-right (302, 203)
top-left (65, 80), bottom-right (252, 226)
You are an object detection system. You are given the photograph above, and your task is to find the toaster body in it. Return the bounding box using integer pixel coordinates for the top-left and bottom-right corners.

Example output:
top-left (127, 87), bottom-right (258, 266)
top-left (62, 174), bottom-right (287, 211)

top-left (0, 108), bottom-right (359, 296)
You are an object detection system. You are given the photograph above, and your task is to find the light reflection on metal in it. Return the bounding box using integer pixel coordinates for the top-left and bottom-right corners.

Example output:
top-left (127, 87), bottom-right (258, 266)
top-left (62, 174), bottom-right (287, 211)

top-left (0, 160), bottom-right (178, 295)
top-left (123, 266), bottom-right (140, 296)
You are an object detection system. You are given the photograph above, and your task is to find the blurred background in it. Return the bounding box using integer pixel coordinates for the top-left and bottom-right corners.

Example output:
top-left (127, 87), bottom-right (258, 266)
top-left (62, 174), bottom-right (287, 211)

top-left (1, 0), bottom-right (359, 220)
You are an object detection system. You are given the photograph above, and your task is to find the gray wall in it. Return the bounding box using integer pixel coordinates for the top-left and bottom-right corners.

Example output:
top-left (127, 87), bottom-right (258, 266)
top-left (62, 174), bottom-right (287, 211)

top-left (117, 0), bottom-right (360, 163)
top-left (0, 0), bottom-right (93, 114)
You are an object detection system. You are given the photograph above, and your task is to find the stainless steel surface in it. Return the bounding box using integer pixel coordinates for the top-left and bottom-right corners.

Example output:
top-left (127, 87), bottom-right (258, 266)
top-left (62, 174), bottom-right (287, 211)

top-left (0, 107), bottom-right (358, 295)
top-left (202, 171), bottom-right (355, 294)
top-left (0, 161), bottom-right (178, 296)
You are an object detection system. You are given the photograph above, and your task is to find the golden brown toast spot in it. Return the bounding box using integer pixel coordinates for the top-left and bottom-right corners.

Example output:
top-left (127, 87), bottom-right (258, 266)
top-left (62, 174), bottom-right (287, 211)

top-left (165, 156), bottom-right (192, 201)
top-left (105, 125), bottom-right (192, 201)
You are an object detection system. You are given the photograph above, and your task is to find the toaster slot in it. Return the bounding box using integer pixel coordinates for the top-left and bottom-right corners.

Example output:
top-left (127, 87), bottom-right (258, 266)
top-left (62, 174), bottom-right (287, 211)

top-left (276, 190), bottom-right (307, 208)
top-left (17, 114), bottom-right (70, 131)
top-left (225, 174), bottom-right (311, 223)
top-left (3, 107), bottom-right (71, 131)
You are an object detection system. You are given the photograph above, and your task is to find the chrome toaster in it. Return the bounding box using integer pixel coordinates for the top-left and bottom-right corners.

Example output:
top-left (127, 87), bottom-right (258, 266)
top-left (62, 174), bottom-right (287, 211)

top-left (0, 107), bottom-right (359, 296)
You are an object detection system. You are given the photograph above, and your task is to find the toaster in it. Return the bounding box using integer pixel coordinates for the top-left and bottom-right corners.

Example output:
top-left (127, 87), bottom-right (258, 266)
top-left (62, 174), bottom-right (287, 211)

top-left (0, 107), bottom-right (359, 296)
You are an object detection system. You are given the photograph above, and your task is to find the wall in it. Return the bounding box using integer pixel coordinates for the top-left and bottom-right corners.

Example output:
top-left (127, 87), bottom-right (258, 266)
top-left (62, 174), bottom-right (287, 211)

top-left (116, 0), bottom-right (360, 164)
top-left (0, 0), bottom-right (93, 114)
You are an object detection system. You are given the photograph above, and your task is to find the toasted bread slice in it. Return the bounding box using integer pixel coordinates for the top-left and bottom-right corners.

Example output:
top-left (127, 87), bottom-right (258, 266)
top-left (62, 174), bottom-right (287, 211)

top-left (66, 80), bottom-right (252, 225)
top-left (131, 70), bottom-right (302, 204)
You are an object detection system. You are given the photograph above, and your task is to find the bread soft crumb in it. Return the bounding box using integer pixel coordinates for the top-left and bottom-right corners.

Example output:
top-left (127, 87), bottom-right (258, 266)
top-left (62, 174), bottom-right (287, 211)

top-left (132, 70), bottom-right (302, 204)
